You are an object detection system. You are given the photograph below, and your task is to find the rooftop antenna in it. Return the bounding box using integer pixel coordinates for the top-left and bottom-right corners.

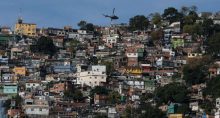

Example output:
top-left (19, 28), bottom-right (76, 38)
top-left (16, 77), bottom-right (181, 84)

top-left (18, 8), bottom-right (23, 24)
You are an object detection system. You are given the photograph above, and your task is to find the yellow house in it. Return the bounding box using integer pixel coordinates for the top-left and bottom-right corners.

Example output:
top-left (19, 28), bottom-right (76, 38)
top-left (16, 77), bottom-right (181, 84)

top-left (13, 67), bottom-right (26, 76)
top-left (169, 114), bottom-right (183, 118)
top-left (14, 18), bottom-right (36, 37)
top-left (126, 67), bottom-right (142, 74)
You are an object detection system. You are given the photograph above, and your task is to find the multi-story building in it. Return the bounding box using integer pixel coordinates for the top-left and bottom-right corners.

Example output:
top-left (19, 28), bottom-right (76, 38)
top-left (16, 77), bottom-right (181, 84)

top-left (76, 65), bottom-right (107, 87)
top-left (3, 83), bottom-right (18, 95)
top-left (23, 96), bottom-right (49, 117)
top-left (13, 66), bottom-right (26, 76)
top-left (14, 18), bottom-right (37, 37)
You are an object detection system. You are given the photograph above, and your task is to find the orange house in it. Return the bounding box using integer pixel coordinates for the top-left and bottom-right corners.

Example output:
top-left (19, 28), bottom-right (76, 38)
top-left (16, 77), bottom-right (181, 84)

top-left (13, 67), bottom-right (26, 76)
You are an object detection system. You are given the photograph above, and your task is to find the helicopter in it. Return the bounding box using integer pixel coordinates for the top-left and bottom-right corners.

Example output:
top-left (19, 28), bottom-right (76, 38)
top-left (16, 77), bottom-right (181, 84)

top-left (103, 8), bottom-right (119, 21)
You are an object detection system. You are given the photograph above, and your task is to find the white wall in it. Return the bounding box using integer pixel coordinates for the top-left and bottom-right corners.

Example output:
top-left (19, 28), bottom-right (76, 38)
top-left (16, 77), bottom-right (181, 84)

top-left (25, 106), bottom-right (49, 115)
top-left (77, 65), bottom-right (107, 87)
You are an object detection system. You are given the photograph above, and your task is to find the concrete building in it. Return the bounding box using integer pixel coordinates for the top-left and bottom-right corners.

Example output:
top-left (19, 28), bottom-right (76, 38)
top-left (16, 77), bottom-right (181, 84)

top-left (23, 96), bottom-right (49, 117)
top-left (14, 18), bottom-right (37, 37)
top-left (3, 83), bottom-right (18, 94)
top-left (76, 65), bottom-right (107, 87)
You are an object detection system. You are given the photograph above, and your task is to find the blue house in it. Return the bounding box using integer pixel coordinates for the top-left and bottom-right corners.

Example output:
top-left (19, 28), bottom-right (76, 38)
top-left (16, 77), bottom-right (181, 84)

top-left (3, 84), bottom-right (18, 94)
top-left (167, 103), bottom-right (175, 114)
top-left (53, 65), bottom-right (72, 73)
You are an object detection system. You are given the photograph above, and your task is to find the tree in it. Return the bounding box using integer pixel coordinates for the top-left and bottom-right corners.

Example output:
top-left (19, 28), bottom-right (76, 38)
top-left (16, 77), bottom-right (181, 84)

top-left (69, 39), bottom-right (80, 57)
top-left (77, 20), bottom-right (95, 31)
top-left (203, 76), bottom-right (220, 99)
top-left (85, 23), bottom-right (95, 32)
top-left (155, 83), bottom-right (188, 105)
top-left (150, 12), bottom-right (162, 26)
top-left (94, 113), bottom-right (108, 118)
top-left (100, 61), bottom-right (114, 75)
top-left (64, 89), bottom-right (84, 102)
top-left (78, 20), bottom-right (87, 29)
top-left (180, 6), bottom-right (190, 16)
top-left (183, 24), bottom-right (202, 35)
top-left (202, 19), bottom-right (214, 36)
top-left (30, 36), bottom-right (57, 56)
top-left (183, 58), bottom-right (209, 85)
top-left (184, 56), bottom-right (212, 85)
top-left (139, 103), bottom-right (166, 118)
top-left (175, 103), bottom-right (191, 114)
top-left (190, 5), bottom-right (198, 12)
top-left (123, 106), bottom-right (135, 118)
top-left (108, 91), bottom-right (121, 104)
top-left (151, 29), bottom-right (163, 41)
top-left (3, 95), bottom-right (22, 111)
top-left (180, 5), bottom-right (197, 17)
top-left (90, 86), bottom-right (109, 96)
top-left (200, 99), bottom-right (215, 114)
top-left (183, 11), bottom-right (198, 25)
top-left (89, 86), bottom-right (109, 104)
top-left (129, 15), bottom-right (149, 31)
top-left (207, 32), bottom-right (220, 56)
top-left (162, 7), bottom-right (183, 23)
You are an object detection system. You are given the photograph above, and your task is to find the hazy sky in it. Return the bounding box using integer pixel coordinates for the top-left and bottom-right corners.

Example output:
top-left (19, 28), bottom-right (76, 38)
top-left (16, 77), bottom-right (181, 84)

top-left (0, 0), bottom-right (219, 28)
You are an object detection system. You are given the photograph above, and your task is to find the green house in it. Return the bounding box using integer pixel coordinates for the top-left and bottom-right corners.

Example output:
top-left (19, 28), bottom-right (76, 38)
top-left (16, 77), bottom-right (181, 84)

top-left (3, 84), bottom-right (18, 94)
top-left (171, 38), bottom-right (184, 49)
top-left (137, 48), bottom-right (144, 57)
top-left (0, 34), bottom-right (13, 45)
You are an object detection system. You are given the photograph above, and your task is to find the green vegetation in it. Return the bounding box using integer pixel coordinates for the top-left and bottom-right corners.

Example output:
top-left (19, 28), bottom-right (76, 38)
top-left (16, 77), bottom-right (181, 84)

top-left (94, 113), bottom-right (108, 118)
top-left (108, 91), bottom-right (121, 104)
top-left (207, 32), bottom-right (220, 56)
top-left (183, 24), bottom-right (202, 35)
top-left (3, 95), bottom-right (22, 111)
top-left (150, 29), bottom-right (163, 42)
top-left (64, 89), bottom-right (84, 102)
top-left (155, 83), bottom-right (188, 105)
top-left (30, 36), bottom-right (57, 56)
top-left (203, 76), bottom-right (220, 99)
top-left (69, 39), bottom-right (80, 57)
top-left (183, 57), bottom-right (211, 85)
top-left (129, 15), bottom-right (149, 31)
top-left (100, 60), bottom-right (114, 75)
top-left (149, 12), bottom-right (162, 27)
top-left (162, 7), bottom-right (183, 24)
top-left (78, 20), bottom-right (95, 31)
top-left (123, 104), bottom-right (166, 118)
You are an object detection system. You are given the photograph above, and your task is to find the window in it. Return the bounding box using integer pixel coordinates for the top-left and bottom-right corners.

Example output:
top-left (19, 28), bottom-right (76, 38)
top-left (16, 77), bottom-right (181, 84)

top-left (39, 108), bottom-right (42, 111)
top-left (31, 108), bottom-right (34, 111)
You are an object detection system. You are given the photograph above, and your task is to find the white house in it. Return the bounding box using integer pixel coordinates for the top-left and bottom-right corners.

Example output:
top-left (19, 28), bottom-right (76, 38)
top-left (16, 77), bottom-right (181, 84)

top-left (188, 53), bottom-right (202, 58)
top-left (25, 80), bottom-right (41, 91)
top-left (125, 80), bottom-right (145, 90)
top-left (106, 35), bottom-right (118, 45)
top-left (76, 65), bottom-right (107, 87)
top-left (24, 96), bottom-right (49, 116)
